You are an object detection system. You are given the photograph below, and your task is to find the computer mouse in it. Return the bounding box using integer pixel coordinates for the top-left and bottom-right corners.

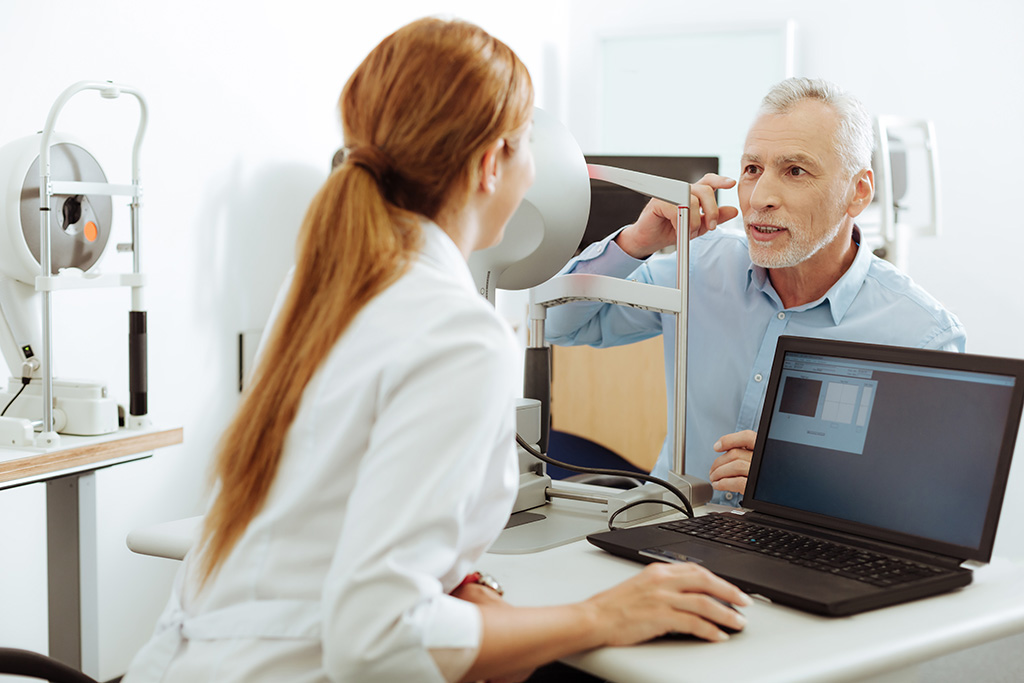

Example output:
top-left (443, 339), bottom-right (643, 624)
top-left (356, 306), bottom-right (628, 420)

top-left (655, 599), bottom-right (744, 641)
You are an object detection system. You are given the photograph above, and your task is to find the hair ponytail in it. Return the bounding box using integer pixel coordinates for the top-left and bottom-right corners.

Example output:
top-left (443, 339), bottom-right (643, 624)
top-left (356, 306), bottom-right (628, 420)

top-left (196, 162), bottom-right (416, 585)
top-left (195, 16), bottom-right (533, 587)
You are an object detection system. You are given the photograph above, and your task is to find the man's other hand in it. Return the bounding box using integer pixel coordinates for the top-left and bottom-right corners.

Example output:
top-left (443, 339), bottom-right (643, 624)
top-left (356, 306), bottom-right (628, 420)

top-left (709, 429), bottom-right (756, 494)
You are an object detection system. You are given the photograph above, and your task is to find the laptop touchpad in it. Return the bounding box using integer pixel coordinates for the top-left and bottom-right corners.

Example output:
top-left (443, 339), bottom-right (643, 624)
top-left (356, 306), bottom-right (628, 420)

top-left (643, 539), bottom-right (869, 602)
top-left (642, 539), bottom-right (789, 576)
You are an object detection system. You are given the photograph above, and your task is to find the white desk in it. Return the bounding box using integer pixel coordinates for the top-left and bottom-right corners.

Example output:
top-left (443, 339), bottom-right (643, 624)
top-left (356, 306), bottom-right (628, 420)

top-left (0, 426), bottom-right (183, 679)
top-left (127, 507), bottom-right (1024, 683)
top-left (480, 537), bottom-right (1024, 683)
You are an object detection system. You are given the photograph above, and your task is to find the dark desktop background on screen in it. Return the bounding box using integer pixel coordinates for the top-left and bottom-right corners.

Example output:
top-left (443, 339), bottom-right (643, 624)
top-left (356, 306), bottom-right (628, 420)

top-left (753, 367), bottom-right (1013, 550)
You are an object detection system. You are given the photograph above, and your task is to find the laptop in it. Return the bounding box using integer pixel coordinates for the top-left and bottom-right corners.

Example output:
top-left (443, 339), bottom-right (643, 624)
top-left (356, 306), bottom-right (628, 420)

top-left (588, 336), bottom-right (1024, 616)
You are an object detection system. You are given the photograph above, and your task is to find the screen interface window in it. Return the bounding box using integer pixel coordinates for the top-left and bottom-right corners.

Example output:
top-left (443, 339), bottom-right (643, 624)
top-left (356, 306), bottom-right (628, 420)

top-left (769, 357), bottom-right (877, 455)
top-left (756, 352), bottom-right (1016, 550)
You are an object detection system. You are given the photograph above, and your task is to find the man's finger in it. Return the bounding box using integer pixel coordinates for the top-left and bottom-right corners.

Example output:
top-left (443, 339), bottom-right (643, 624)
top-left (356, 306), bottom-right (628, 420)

top-left (695, 172), bottom-right (738, 190)
top-left (710, 475), bottom-right (748, 494)
top-left (713, 430), bottom-right (757, 452)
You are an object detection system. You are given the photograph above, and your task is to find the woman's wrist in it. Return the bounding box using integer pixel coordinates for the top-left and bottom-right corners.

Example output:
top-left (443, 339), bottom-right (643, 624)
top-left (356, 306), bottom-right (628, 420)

top-left (572, 599), bottom-right (609, 649)
top-left (457, 571), bottom-right (504, 596)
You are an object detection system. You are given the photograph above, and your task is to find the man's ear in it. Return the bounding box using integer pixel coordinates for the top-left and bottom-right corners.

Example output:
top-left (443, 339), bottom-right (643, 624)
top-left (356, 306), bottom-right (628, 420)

top-left (846, 168), bottom-right (874, 218)
top-left (477, 138), bottom-right (506, 194)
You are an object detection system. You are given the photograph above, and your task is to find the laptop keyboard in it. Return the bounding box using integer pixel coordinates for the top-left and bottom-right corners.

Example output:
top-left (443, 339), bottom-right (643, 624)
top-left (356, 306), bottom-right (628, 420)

top-left (660, 515), bottom-right (955, 587)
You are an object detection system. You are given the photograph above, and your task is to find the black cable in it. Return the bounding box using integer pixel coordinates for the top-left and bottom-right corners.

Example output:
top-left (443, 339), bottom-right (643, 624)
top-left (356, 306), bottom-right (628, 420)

top-left (607, 499), bottom-right (693, 531)
top-left (1, 378), bottom-right (29, 417)
top-left (515, 433), bottom-right (694, 526)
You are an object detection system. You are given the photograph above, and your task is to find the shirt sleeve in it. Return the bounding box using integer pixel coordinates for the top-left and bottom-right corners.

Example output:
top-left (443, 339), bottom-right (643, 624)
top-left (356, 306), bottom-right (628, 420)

top-left (921, 320), bottom-right (967, 352)
top-left (544, 228), bottom-right (668, 348)
top-left (320, 307), bottom-right (518, 682)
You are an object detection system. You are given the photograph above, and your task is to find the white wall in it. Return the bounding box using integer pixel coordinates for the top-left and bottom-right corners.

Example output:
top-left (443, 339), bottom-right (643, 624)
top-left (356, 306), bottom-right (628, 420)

top-left (0, 1), bottom-right (568, 678)
top-left (566, 0), bottom-right (1024, 554)
top-left (565, 0), bottom-right (1024, 357)
top-left (563, 0), bottom-right (1024, 678)
top-left (1, 0), bottom-right (1022, 679)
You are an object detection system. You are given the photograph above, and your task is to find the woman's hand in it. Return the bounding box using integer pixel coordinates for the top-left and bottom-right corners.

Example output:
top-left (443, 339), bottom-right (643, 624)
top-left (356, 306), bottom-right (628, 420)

top-left (459, 561), bottom-right (749, 683)
top-left (584, 561), bottom-right (750, 644)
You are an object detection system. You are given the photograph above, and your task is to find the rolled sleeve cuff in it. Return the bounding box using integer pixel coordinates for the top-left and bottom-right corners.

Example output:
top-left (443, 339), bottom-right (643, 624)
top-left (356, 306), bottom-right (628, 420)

top-left (417, 593), bottom-right (482, 650)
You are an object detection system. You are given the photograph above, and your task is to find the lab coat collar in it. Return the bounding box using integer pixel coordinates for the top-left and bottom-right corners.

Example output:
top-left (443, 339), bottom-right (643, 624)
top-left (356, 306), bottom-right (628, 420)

top-left (418, 220), bottom-right (478, 294)
top-left (746, 226), bottom-right (870, 324)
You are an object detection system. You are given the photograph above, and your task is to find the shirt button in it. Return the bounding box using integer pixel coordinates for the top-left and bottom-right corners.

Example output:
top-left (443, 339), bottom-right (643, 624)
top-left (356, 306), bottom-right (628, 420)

top-left (754, 373), bottom-right (763, 382)
top-left (777, 312), bottom-right (786, 320)
top-left (725, 493), bottom-right (734, 501)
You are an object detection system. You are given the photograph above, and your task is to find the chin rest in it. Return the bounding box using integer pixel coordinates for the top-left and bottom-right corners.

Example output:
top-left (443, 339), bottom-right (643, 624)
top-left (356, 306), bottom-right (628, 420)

top-left (563, 473), bottom-right (642, 489)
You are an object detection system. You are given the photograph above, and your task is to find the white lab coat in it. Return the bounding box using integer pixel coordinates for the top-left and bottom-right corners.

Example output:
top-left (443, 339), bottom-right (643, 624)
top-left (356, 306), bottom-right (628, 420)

top-left (124, 221), bottom-right (520, 683)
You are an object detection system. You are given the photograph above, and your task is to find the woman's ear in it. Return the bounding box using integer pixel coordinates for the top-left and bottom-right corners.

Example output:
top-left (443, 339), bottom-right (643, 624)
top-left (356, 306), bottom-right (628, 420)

top-left (478, 138), bottom-right (506, 194)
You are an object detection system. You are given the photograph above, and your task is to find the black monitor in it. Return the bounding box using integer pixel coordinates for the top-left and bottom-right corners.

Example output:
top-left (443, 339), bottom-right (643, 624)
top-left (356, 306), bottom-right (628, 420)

top-left (581, 155), bottom-right (719, 252)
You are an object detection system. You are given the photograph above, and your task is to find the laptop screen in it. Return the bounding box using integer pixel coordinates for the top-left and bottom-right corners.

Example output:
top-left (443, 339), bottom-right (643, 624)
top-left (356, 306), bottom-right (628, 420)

top-left (746, 337), bottom-right (1024, 560)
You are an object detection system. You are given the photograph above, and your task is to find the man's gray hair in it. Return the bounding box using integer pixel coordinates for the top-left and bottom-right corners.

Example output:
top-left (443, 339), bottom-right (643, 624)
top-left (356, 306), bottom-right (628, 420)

top-left (759, 77), bottom-right (874, 176)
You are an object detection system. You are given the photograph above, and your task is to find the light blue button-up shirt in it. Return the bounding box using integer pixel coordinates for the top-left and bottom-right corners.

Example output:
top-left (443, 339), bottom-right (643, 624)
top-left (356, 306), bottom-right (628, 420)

top-left (545, 227), bottom-right (966, 506)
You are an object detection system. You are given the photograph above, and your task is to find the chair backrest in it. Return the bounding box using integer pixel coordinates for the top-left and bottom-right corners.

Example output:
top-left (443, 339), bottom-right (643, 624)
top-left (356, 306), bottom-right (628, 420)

top-left (0, 648), bottom-right (100, 683)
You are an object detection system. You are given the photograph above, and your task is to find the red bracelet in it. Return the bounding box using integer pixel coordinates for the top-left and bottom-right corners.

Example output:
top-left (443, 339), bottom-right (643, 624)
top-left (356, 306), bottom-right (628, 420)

top-left (455, 571), bottom-right (504, 596)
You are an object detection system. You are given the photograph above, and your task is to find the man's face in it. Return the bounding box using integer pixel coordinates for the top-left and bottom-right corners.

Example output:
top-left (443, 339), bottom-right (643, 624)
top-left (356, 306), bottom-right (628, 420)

top-left (738, 100), bottom-right (855, 269)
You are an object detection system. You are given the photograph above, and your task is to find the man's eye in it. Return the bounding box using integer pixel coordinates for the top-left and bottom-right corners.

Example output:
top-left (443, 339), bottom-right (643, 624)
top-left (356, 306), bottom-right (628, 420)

top-left (743, 165), bottom-right (760, 175)
top-left (790, 167), bottom-right (807, 177)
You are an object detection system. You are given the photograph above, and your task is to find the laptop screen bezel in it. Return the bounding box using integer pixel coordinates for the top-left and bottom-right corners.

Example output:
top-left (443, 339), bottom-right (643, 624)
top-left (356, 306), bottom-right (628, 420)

top-left (743, 336), bottom-right (1024, 563)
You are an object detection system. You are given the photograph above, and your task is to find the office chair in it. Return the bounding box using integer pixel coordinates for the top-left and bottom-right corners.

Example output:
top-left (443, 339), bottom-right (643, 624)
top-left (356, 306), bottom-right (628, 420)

top-left (545, 429), bottom-right (644, 489)
top-left (0, 647), bottom-right (122, 683)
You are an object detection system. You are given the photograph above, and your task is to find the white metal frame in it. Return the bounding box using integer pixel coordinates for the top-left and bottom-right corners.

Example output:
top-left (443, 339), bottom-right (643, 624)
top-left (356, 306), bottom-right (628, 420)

top-left (873, 116), bottom-right (941, 271)
top-left (35, 80), bottom-right (150, 446)
top-left (527, 164), bottom-right (713, 515)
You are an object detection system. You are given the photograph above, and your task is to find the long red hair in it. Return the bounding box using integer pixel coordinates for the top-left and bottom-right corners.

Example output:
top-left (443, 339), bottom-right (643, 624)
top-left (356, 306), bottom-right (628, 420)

top-left (197, 17), bottom-right (533, 586)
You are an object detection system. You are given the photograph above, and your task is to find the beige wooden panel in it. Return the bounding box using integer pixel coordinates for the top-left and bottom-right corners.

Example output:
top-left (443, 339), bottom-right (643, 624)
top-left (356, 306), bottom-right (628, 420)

top-left (0, 427), bottom-right (184, 484)
top-left (550, 338), bottom-right (666, 472)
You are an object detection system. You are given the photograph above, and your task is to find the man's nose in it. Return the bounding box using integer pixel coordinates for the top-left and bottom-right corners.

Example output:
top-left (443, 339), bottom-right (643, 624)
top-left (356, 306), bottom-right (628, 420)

top-left (749, 174), bottom-right (781, 211)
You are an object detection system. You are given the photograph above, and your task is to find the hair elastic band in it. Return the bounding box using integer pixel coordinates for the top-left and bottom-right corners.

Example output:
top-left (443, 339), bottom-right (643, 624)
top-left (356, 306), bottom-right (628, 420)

top-left (343, 144), bottom-right (394, 187)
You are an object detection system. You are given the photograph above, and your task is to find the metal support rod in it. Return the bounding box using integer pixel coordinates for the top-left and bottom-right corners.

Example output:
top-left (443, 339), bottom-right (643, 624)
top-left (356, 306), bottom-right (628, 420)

top-left (128, 85), bottom-right (149, 423)
top-left (672, 204), bottom-right (689, 476)
top-left (39, 179), bottom-right (55, 440)
top-left (546, 488), bottom-right (609, 505)
top-left (129, 189), bottom-right (148, 421)
top-left (46, 473), bottom-right (100, 678)
top-left (130, 182), bottom-right (144, 303)
top-left (523, 347), bottom-right (550, 454)
top-left (528, 316), bottom-right (545, 349)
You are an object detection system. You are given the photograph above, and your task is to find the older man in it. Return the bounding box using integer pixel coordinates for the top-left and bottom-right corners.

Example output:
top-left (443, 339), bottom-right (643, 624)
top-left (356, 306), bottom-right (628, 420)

top-left (545, 77), bottom-right (965, 506)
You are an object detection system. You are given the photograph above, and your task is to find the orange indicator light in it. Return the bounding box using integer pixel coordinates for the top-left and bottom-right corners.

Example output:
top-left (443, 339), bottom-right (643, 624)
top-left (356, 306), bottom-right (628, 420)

top-left (84, 221), bottom-right (98, 242)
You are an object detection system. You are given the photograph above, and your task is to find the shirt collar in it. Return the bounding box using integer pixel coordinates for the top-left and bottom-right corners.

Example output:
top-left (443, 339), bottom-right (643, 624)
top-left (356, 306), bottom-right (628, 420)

top-left (745, 226), bottom-right (870, 324)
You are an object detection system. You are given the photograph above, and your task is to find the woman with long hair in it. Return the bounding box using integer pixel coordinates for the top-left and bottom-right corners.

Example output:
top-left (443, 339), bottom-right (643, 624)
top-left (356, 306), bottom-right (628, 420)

top-left (124, 17), bottom-right (748, 683)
